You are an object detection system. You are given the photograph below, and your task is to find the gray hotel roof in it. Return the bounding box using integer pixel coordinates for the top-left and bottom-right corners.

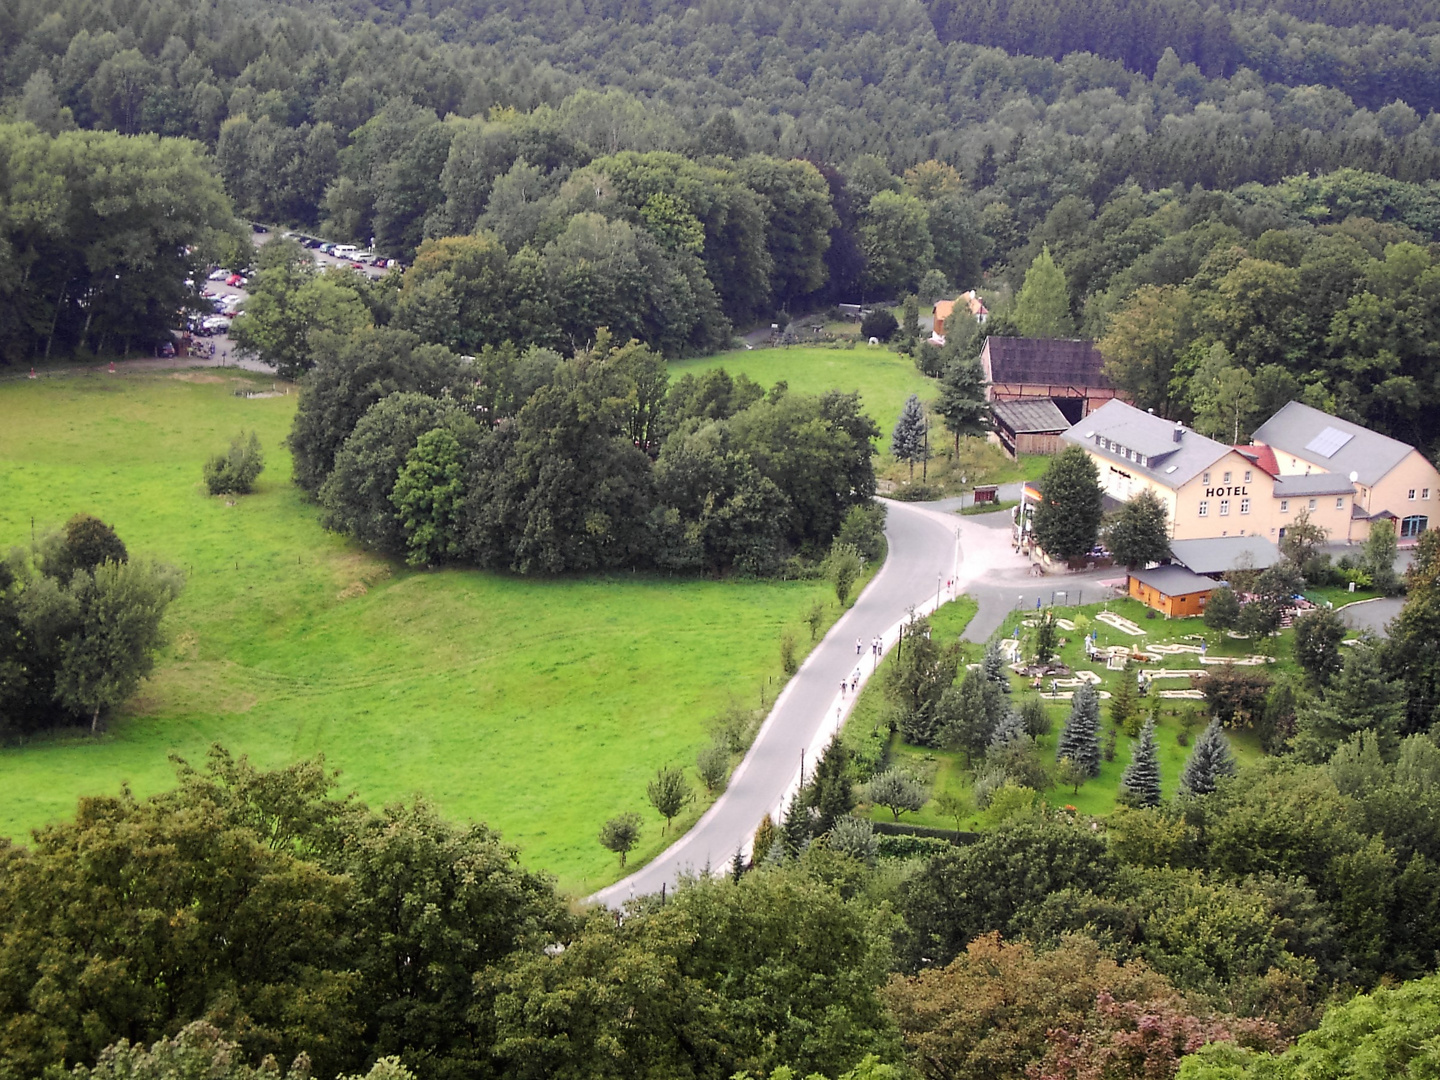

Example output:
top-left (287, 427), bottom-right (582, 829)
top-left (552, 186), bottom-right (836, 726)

top-left (1272, 473), bottom-right (1356, 497)
top-left (1252, 401), bottom-right (1414, 488)
top-left (1061, 399), bottom-right (1231, 490)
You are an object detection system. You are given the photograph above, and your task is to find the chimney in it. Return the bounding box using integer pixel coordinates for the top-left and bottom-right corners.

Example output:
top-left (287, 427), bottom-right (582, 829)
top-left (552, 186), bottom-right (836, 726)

top-left (1173, 422), bottom-right (1183, 443)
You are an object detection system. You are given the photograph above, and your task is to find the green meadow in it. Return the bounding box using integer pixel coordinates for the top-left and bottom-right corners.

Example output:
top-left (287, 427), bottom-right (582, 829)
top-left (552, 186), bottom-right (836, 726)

top-left (0, 370), bottom-right (842, 894)
top-left (668, 345), bottom-right (936, 433)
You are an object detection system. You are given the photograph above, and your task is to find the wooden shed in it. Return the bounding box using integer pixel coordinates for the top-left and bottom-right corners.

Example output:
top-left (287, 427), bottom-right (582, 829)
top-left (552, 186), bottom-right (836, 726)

top-left (1127, 565), bottom-right (1216, 618)
top-left (992, 399), bottom-right (1069, 458)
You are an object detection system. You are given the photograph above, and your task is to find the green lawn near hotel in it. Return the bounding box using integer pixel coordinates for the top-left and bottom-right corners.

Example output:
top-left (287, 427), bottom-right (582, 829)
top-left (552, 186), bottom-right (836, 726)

top-left (668, 345), bottom-right (936, 433)
top-left (846, 595), bottom-right (1286, 829)
top-left (0, 371), bottom-right (840, 895)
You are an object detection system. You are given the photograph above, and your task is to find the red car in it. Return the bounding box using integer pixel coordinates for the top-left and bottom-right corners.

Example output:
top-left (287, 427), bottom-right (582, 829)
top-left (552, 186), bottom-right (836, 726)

top-left (225, 274), bottom-right (245, 286)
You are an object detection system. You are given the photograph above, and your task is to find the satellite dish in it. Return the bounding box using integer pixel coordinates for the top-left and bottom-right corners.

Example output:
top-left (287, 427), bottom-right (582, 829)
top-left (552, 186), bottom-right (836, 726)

top-left (1349, 471), bottom-right (1359, 483)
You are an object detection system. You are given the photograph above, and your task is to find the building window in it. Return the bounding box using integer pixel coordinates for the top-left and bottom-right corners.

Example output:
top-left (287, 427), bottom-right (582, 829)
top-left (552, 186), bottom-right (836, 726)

top-left (1410, 489), bottom-right (1417, 500)
top-left (1240, 498), bottom-right (1250, 514)
top-left (1402, 515), bottom-right (1429, 538)
top-left (1309, 498), bottom-right (1318, 511)
top-left (1202, 472), bottom-right (1210, 484)
top-left (1425, 488), bottom-right (1432, 500)
top-left (1244, 470), bottom-right (1253, 483)
top-left (1219, 500), bottom-right (1230, 516)
top-left (1198, 501), bottom-right (1209, 517)
top-left (1223, 471), bottom-right (1231, 483)
top-left (1280, 500), bottom-right (1289, 513)
top-left (1337, 497), bottom-right (1344, 509)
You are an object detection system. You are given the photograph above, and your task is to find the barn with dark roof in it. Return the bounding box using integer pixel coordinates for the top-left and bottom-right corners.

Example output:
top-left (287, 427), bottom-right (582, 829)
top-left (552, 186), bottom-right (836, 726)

top-left (980, 337), bottom-right (1120, 422)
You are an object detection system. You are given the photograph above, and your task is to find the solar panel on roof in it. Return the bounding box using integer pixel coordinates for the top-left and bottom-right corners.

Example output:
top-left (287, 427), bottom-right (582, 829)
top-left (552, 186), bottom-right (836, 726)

top-left (1305, 426), bottom-right (1354, 458)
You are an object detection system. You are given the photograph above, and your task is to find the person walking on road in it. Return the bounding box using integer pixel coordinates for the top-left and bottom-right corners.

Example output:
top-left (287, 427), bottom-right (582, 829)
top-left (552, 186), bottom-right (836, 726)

top-left (856, 637), bottom-right (863, 655)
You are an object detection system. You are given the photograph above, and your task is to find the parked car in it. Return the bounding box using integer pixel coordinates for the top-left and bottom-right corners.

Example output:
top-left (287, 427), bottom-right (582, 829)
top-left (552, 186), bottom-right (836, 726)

top-left (225, 274), bottom-right (245, 286)
top-left (201, 315), bottom-right (230, 334)
top-left (208, 268), bottom-right (228, 282)
top-left (350, 262), bottom-right (365, 270)
top-left (319, 243), bottom-right (334, 253)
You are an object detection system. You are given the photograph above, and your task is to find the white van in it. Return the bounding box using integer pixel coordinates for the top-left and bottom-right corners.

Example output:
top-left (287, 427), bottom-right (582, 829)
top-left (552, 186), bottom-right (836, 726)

top-left (333, 245), bottom-right (359, 259)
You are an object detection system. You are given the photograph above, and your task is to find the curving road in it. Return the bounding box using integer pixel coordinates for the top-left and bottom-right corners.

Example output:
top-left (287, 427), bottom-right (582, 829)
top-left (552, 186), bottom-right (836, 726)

top-left (589, 497), bottom-right (1018, 906)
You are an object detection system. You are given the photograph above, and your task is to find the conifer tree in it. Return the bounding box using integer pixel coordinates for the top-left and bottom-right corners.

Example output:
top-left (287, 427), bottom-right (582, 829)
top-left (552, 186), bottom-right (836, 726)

top-left (988, 708), bottom-right (1027, 752)
top-left (807, 736), bottom-right (855, 834)
top-left (982, 638), bottom-right (1008, 685)
top-left (1120, 717), bottom-right (1162, 806)
top-left (1015, 245), bottom-right (1075, 337)
top-left (1056, 682), bottom-right (1102, 778)
top-left (1180, 718), bottom-right (1238, 795)
top-left (891, 393), bottom-right (928, 480)
top-left (1109, 664), bottom-right (1140, 735)
top-left (781, 793), bottom-right (811, 856)
top-left (935, 356), bottom-right (990, 454)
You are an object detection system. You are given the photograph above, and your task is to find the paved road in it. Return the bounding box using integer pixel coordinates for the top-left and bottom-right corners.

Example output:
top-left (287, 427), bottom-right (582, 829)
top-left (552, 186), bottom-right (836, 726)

top-left (1339, 597), bottom-right (1402, 636)
top-left (590, 497), bottom-right (1022, 906)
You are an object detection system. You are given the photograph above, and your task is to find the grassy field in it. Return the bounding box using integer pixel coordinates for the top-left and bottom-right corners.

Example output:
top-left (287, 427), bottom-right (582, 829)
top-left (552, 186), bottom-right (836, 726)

top-left (845, 595), bottom-right (1297, 828)
top-left (0, 370), bottom-right (844, 895)
top-left (668, 345), bottom-right (936, 433)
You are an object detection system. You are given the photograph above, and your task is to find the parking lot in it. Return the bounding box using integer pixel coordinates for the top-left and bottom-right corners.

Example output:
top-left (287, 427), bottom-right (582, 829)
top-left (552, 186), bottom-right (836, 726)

top-left (182, 227), bottom-right (399, 370)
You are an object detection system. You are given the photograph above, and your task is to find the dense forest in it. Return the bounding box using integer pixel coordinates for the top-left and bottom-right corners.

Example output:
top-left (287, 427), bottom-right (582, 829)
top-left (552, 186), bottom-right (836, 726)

top-left (8, 0), bottom-right (1440, 1076)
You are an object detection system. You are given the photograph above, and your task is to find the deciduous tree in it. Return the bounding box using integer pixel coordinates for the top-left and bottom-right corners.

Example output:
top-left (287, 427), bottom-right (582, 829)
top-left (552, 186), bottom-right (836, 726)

top-left (646, 766), bottom-right (694, 832)
top-left (598, 813), bottom-right (643, 866)
top-left (1015, 246), bottom-right (1075, 337)
top-left (867, 768), bottom-right (928, 821)
top-left (1104, 490), bottom-right (1171, 569)
top-left (1032, 446), bottom-right (1104, 563)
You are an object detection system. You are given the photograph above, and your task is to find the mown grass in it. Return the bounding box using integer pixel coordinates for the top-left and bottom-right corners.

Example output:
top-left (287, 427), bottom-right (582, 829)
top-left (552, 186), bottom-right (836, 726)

top-left (846, 596), bottom-right (1288, 828)
top-left (0, 370), bottom-right (844, 895)
top-left (667, 345), bottom-right (936, 434)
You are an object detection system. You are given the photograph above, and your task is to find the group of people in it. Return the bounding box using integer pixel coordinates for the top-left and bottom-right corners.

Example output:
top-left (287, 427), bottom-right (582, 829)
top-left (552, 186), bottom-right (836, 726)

top-left (837, 635), bottom-right (886, 699)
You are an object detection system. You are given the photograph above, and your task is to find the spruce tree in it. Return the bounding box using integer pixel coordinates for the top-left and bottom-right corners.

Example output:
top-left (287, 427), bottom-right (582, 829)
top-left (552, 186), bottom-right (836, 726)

top-left (1180, 718), bottom-right (1238, 795)
top-left (1014, 245), bottom-right (1075, 338)
top-left (982, 638), bottom-right (1008, 685)
top-left (988, 708), bottom-right (1027, 751)
top-left (781, 793), bottom-right (811, 856)
top-left (1109, 665), bottom-right (1140, 735)
top-left (1120, 717), bottom-right (1162, 806)
top-left (1056, 682), bottom-right (1101, 778)
top-left (935, 356), bottom-right (990, 454)
top-left (808, 736), bottom-right (855, 834)
top-left (891, 393), bottom-right (928, 480)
